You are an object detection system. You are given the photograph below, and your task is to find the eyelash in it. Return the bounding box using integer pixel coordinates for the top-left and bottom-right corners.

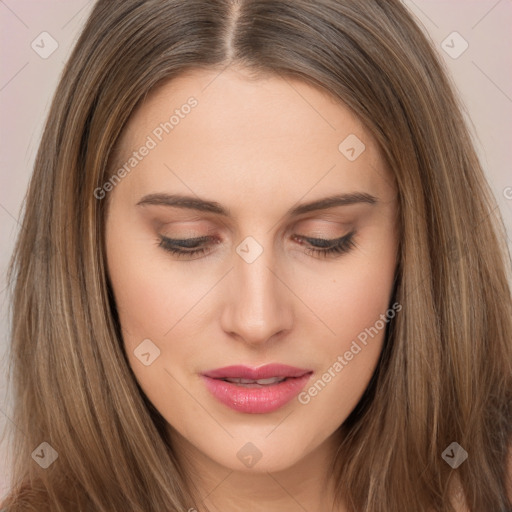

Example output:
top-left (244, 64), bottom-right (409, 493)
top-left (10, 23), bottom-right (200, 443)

top-left (157, 232), bottom-right (357, 260)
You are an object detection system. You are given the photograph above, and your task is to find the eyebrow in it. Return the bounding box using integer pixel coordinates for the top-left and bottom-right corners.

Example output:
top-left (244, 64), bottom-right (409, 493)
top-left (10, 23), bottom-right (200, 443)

top-left (136, 192), bottom-right (377, 217)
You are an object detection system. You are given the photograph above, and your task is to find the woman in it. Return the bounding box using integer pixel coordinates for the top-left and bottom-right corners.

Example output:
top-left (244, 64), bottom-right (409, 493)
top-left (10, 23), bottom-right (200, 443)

top-left (2, 0), bottom-right (511, 510)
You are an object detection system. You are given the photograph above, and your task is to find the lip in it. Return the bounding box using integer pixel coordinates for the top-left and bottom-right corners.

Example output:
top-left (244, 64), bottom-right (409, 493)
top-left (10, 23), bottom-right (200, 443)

top-left (201, 364), bottom-right (313, 414)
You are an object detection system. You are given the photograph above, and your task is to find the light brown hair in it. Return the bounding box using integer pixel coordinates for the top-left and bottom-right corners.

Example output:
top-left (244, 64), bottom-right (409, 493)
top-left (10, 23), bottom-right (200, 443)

top-left (2, 0), bottom-right (511, 510)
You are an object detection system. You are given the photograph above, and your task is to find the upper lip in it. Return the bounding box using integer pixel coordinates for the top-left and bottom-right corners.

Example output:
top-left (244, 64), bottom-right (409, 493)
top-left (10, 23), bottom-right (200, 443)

top-left (202, 364), bottom-right (312, 380)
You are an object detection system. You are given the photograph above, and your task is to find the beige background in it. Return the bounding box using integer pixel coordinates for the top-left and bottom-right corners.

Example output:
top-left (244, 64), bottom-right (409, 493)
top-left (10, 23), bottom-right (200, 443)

top-left (0, 0), bottom-right (511, 499)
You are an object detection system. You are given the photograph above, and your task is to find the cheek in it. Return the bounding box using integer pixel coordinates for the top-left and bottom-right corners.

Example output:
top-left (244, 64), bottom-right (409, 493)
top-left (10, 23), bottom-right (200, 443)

top-left (295, 225), bottom-right (397, 354)
top-left (106, 232), bottom-right (209, 422)
top-left (322, 257), bottom-right (396, 342)
top-left (291, 234), bottom-right (397, 420)
top-left (106, 221), bottom-right (210, 346)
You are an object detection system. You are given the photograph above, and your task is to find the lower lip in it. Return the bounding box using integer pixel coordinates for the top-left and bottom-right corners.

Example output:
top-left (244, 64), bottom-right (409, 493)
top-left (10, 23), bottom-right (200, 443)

top-left (201, 374), bottom-right (312, 414)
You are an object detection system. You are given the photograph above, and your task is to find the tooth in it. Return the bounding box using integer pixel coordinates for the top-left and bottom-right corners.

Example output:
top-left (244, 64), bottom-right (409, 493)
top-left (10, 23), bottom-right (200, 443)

top-left (223, 376), bottom-right (287, 385)
top-left (256, 377), bottom-right (285, 384)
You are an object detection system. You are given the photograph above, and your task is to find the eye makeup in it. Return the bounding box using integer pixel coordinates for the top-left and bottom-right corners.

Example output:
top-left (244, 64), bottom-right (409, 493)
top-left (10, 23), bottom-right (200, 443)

top-left (156, 231), bottom-right (357, 260)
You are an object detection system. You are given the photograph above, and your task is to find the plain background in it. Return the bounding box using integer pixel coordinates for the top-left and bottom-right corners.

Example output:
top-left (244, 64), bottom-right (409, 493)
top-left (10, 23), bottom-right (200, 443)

top-left (0, 0), bottom-right (511, 500)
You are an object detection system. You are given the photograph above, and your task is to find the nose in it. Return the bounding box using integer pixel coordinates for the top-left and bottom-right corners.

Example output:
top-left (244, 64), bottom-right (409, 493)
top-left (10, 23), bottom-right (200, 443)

top-left (219, 244), bottom-right (294, 347)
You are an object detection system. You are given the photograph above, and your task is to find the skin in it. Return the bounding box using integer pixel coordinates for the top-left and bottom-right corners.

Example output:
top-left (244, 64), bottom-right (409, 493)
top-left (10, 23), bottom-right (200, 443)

top-left (105, 65), bottom-right (399, 511)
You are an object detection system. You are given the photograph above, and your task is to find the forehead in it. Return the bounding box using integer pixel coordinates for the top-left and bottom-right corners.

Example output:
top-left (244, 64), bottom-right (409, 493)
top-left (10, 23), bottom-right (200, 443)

top-left (122, 66), bottom-right (369, 151)
top-left (113, 66), bottom-right (395, 208)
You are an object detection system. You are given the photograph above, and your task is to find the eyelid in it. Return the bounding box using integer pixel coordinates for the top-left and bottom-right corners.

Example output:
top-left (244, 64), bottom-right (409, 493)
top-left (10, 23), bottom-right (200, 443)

top-left (165, 235), bottom-right (212, 247)
top-left (159, 231), bottom-right (350, 247)
top-left (157, 230), bottom-right (356, 260)
top-left (297, 234), bottom-right (348, 246)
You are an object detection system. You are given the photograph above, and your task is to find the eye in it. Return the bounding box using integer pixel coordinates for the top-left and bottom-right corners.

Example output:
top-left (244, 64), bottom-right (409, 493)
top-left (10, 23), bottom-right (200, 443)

top-left (157, 235), bottom-right (218, 259)
top-left (157, 231), bottom-right (357, 260)
top-left (292, 231), bottom-right (357, 258)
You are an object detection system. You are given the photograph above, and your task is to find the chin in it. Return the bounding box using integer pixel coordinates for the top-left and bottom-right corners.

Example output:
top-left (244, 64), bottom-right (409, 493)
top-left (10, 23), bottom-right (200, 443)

top-left (198, 433), bottom-right (314, 474)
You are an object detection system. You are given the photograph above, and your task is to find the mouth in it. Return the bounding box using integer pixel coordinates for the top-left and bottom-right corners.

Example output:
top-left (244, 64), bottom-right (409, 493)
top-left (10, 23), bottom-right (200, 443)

top-left (201, 364), bottom-right (313, 414)
top-left (217, 376), bottom-right (289, 387)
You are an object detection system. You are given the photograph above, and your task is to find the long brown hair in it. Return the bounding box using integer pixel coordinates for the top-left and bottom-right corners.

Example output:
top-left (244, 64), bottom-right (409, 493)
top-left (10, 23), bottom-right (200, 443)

top-left (3, 0), bottom-right (511, 510)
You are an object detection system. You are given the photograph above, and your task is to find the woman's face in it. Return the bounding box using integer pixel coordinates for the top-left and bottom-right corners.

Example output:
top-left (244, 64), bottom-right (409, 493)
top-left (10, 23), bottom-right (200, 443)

top-left (105, 66), bottom-right (399, 474)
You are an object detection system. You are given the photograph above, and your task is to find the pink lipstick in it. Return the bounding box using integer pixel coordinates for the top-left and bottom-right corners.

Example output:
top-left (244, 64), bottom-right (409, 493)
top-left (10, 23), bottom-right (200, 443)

top-left (201, 364), bottom-right (313, 414)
